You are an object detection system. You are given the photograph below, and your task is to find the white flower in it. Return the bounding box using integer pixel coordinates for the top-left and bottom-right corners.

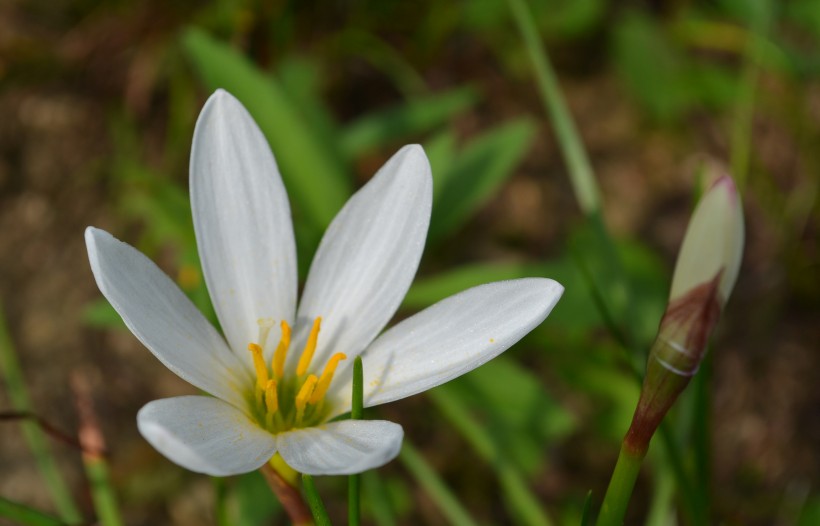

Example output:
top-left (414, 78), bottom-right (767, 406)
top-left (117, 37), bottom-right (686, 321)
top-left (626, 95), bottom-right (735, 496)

top-left (85, 90), bottom-right (564, 476)
top-left (669, 175), bottom-right (744, 307)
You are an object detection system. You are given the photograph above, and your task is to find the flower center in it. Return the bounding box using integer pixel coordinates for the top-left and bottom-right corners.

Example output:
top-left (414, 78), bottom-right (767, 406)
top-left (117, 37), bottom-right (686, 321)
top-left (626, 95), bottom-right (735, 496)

top-left (246, 316), bottom-right (346, 433)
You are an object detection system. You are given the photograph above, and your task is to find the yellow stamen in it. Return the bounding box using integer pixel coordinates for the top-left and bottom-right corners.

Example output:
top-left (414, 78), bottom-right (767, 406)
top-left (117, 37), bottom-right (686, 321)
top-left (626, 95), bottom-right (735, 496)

top-left (310, 353), bottom-right (347, 404)
top-left (264, 379), bottom-right (278, 414)
top-left (248, 343), bottom-right (269, 391)
top-left (272, 320), bottom-right (291, 379)
top-left (295, 375), bottom-right (318, 424)
top-left (296, 317), bottom-right (322, 376)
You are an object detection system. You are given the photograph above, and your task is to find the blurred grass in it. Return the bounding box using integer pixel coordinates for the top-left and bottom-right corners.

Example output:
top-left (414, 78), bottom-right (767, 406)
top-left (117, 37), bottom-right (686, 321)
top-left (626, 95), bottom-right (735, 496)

top-left (0, 304), bottom-right (82, 524)
top-left (1, 0), bottom-right (818, 524)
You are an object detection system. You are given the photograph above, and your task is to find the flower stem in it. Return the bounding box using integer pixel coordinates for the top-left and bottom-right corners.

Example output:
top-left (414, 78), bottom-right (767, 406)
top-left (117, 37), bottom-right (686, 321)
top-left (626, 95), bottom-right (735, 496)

top-left (348, 357), bottom-right (363, 526)
top-left (595, 443), bottom-right (647, 526)
top-left (259, 462), bottom-right (313, 526)
top-left (302, 474), bottom-right (332, 526)
top-left (71, 371), bottom-right (123, 526)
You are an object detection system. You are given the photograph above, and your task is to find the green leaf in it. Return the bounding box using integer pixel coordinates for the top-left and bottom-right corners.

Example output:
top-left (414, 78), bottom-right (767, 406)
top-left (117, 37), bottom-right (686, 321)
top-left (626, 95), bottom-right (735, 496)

top-left (0, 497), bottom-right (66, 526)
top-left (398, 442), bottom-right (479, 526)
top-left (429, 118), bottom-right (536, 242)
top-left (181, 28), bottom-right (351, 231)
top-left (424, 131), bottom-right (458, 199)
top-left (234, 471), bottom-right (282, 526)
top-left (611, 11), bottom-right (693, 122)
top-left (442, 356), bottom-right (575, 474)
top-left (339, 87), bottom-right (479, 158)
top-left (82, 299), bottom-right (125, 329)
top-left (798, 497), bottom-right (820, 526)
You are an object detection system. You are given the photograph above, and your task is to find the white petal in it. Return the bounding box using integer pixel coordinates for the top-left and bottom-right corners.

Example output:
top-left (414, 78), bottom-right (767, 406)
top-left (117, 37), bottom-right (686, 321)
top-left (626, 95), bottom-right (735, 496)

top-left (670, 176), bottom-right (744, 306)
top-left (85, 227), bottom-right (250, 409)
top-left (293, 145), bottom-right (432, 372)
top-left (276, 420), bottom-right (403, 475)
top-left (191, 89), bottom-right (298, 362)
top-left (137, 396), bottom-right (277, 476)
top-left (330, 278), bottom-right (563, 412)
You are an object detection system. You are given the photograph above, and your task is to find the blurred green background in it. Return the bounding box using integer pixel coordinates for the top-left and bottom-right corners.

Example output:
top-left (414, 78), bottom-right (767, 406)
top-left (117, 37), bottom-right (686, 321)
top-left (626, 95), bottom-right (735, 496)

top-left (0, 0), bottom-right (818, 525)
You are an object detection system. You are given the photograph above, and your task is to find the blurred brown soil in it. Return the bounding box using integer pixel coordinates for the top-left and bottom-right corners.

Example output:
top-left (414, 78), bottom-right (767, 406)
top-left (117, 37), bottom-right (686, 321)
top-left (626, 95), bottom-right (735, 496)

top-left (1, 2), bottom-right (818, 525)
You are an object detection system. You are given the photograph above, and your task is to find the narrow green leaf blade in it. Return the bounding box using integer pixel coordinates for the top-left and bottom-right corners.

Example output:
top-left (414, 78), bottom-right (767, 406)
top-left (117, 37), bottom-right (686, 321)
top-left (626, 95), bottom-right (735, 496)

top-left (429, 118), bottom-right (536, 243)
top-left (0, 497), bottom-right (66, 526)
top-left (340, 87), bottom-right (479, 158)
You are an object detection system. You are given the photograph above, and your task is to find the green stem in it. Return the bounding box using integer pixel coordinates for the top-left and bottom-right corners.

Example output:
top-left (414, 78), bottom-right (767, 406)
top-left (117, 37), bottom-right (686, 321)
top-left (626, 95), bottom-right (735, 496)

top-left (348, 357), bottom-right (363, 526)
top-left (596, 444), bottom-right (646, 526)
top-left (0, 302), bottom-right (82, 524)
top-left (505, 0), bottom-right (600, 214)
top-left (302, 474), bottom-right (332, 526)
top-left (398, 442), bottom-right (478, 526)
top-left (83, 458), bottom-right (123, 526)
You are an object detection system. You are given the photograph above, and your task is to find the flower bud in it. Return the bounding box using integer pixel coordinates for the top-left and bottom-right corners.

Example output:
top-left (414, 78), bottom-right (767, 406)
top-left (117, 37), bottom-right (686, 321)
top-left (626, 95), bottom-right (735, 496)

top-left (625, 175), bottom-right (744, 453)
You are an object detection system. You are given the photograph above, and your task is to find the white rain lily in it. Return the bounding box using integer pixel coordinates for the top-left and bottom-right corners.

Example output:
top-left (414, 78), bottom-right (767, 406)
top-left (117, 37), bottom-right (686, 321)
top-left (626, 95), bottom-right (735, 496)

top-left (85, 89), bottom-right (564, 477)
top-left (669, 175), bottom-right (744, 308)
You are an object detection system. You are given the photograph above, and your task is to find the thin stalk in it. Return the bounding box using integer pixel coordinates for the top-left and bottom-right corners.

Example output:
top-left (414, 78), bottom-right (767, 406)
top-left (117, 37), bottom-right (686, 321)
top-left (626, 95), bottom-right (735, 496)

top-left (302, 474), bottom-right (332, 526)
top-left (429, 388), bottom-right (553, 526)
top-left (730, 32), bottom-right (759, 193)
top-left (71, 372), bottom-right (123, 526)
top-left (348, 357), bottom-right (363, 526)
top-left (596, 445), bottom-right (646, 526)
top-left (0, 302), bottom-right (82, 523)
top-left (83, 460), bottom-right (122, 526)
top-left (505, 0), bottom-right (601, 214)
top-left (398, 442), bottom-right (478, 526)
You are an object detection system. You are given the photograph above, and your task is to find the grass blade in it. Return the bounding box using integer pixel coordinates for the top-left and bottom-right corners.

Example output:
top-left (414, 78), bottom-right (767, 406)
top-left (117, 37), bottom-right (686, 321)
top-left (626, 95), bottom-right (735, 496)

top-left (429, 118), bottom-right (536, 243)
top-left (398, 442), bottom-right (478, 526)
top-left (429, 388), bottom-right (553, 526)
top-left (0, 497), bottom-right (66, 526)
top-left (339, 87), bottom-right (478, 158)
top-left (505, 0), bottom-right (601, 214)
top-left (0, 302), bottom-right (82, 523)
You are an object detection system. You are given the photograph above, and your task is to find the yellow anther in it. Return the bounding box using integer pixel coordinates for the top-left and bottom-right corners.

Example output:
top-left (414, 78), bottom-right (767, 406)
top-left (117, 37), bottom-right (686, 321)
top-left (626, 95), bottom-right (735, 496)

top-left (310, 353), bottom-right (347, 404)
top-left (295, 375), bottom-right (318, 424)
top-left (296, 317), bottom-right (322, 376)
top-left (295, 375), bottom-right (318, 411)
top-left (248, 343), bottom-right (269, 391)
top-left (264, 379), bottom-right (278, 414)
top-left (272, 320), bottom-right (291, 379)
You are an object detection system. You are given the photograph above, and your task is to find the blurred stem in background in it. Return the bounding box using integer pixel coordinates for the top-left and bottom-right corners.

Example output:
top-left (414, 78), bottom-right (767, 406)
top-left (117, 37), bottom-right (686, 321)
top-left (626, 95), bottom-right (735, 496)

top-left (505, 0), bottom-right (600, 215)
top-left (731, 0), bottom-right (773, 192)
top-left (70, 372), bottom-right (123, 526)
top-left (0, 302), bottom-right (83, 524)
top-left (398, 442), bottom-right (478, 526)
